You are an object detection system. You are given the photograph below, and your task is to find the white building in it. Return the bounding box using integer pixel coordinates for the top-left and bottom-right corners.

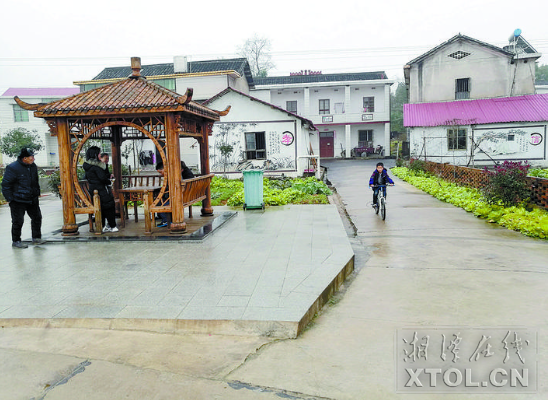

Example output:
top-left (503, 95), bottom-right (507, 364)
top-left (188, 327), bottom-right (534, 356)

top-left (251, 71), bottom-right (394, 159)
top-left (203, 88), bottom-right (317, 177)
top-left (0, 87), bottom-right (79, 167)
top-left (404, 32), bottom-right (548, 167)
top-left (404, 33), bottom-right (540, 103)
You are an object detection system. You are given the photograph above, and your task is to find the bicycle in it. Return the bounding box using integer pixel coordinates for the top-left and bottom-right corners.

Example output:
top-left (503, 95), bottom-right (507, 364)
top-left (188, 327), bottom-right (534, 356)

top-left (371, 184), bottom-right (393, 220)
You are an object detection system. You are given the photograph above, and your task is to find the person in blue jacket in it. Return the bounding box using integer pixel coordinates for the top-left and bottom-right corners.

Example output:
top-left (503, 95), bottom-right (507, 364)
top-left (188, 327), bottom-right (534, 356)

top-left (1, 147), bottom-right (46, 248)
top-left (369, 162), bottom-right (394, 208)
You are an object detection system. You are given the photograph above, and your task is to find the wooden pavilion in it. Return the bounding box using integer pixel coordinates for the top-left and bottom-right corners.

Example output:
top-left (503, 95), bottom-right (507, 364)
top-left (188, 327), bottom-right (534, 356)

top-left (15, 57), bottom-right (229, 235)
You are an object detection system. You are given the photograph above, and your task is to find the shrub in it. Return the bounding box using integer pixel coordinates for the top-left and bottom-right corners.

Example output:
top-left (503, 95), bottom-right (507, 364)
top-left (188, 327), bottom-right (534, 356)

top-left (408, 158), bottom-right (428, 175)
top-left (290, 177), bottom-right (332, 195)
top-left (48, 168), bottom-right (86, 198)
top-left (482, 161), bottom-right (530, 207)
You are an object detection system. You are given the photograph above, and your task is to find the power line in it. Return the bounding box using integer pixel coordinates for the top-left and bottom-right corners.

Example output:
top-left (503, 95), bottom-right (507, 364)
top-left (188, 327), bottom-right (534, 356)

top-left (1, 38), bottom-right (546, 65)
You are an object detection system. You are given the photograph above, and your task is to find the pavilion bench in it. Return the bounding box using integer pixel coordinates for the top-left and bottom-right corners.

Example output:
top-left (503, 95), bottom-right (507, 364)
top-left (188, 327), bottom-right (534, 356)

top-left (120, 173), bottom-right (214, 232)
top-left (74, 180), bottom-right (103, 234)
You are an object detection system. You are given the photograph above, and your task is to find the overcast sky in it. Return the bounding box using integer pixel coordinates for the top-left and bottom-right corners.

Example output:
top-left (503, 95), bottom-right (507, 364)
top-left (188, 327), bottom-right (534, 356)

top-left (1, 0), bottom-right (547, 94)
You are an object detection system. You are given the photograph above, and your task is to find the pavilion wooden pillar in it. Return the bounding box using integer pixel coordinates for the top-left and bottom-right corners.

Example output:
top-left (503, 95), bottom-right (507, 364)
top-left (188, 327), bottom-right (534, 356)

top-left (56, 118), bottom-right (79, 235)
top-left (200, 122), bottom-right (214, 216)
top-left (111, 126), bottom-right (123, 216)
top-left (166, 113), bottom-right (186, 232)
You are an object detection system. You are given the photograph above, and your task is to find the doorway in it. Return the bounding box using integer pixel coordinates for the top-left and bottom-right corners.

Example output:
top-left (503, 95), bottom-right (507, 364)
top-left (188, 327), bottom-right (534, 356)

top-left (320, 132), bottom-right (334, 158)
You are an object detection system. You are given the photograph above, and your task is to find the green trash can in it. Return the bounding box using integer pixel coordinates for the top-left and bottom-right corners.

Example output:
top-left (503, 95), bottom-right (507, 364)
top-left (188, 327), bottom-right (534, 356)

top-left (242, 170), bottom-right (264, 210)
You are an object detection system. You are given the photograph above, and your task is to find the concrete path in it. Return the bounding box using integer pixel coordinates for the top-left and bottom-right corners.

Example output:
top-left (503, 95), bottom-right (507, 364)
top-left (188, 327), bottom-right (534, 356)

top-left (1, 159), bottom-right (548, 399)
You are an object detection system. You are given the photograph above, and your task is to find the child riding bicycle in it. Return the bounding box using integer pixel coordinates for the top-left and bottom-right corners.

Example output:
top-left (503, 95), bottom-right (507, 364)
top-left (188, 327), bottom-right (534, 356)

top-left (369, 162), bottom-right (394, 208)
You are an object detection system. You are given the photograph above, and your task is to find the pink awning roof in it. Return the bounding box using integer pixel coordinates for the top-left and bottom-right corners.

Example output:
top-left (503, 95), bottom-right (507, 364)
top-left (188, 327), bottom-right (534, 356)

top-left (404, 94), bottom-right (548, 127)
top-left (2, 87), bottom-right (80, 97)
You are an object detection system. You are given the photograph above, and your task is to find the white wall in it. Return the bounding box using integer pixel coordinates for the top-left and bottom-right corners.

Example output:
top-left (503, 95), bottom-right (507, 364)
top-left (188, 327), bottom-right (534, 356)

top-left (349, 86), bottom-right (386, 113)
top-left (250, 89), bottom-right (271, 102)
top-left (268, 89), bottom-right (305, 115)
top-left (228, 75), bottom-right (250, 94)
top-left (408, 40), bottom-right (537, 103)
top-left (205, 90), bottom-right (317, 177)
top-left (409, 122), bottom-right (548, 167)
top-left (175, 75), bottom-right (232, 101)
top-left (257, 82), bottom-right (390, 120)
top-left (308, 87), bottom-right (346, 115)
top-left (0, 96), bottom-right (60, 168)
top-left (349, 123), bottom-right (386, 148)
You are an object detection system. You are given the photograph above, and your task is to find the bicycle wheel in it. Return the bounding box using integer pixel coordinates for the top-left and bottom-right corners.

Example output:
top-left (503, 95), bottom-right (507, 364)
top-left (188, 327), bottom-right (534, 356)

top-left (380, 197), bottom-right (386, 220)
top-left (375, 194), bottom-right (380, 214)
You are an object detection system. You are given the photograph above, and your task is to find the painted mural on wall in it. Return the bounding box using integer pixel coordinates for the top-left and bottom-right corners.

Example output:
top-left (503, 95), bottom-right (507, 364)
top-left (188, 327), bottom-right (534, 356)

top-left (210, 122), bottom-right (296, 173)
top-left (474, 126), bottom-right (545, 161)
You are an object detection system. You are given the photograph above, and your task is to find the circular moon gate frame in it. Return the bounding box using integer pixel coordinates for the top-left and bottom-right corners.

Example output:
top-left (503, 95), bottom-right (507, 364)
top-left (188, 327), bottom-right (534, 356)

top-left (71, 119), bottom-right (170, 212)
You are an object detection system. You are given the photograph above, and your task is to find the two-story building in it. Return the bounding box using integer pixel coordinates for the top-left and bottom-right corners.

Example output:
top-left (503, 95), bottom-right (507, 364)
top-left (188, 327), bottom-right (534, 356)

top-left (0, 87), bottom-right (80, 167)
top-left (251, 71), bottom-right (394, 159)
top-left (403, 32), bottom-right (548, 167)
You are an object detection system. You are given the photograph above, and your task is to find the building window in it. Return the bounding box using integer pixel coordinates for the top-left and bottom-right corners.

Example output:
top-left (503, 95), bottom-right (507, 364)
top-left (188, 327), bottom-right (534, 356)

top-left (152, 78), bottom-right (176, 91)
top-left (455, 78), bottom-right (470, 99)
top-left (319, 99), bottom-right (330, 114)
top-left (334, 102), bottom-right (345, 114)
top-left (245, 132), bottom-right (266, 160)
top-left (363, 97), bottom-right (375, 112)
top-left (448, 51), bottom-right (471, 60)
top-left (13, 105), bottom-right (29, 122)
top-left (447, 128), bottom-right (467, 150)
top-left (358, 130), bottom-right (373, 147)
top-left (286, 101), bottom-right (297, 113)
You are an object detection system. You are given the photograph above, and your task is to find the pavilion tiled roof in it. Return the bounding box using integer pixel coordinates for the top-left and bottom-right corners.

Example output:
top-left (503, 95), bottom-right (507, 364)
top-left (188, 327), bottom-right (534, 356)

top-left (30, 76), bottom-right (221, 120)
top-left (404, 94), bottom-right (548, 127)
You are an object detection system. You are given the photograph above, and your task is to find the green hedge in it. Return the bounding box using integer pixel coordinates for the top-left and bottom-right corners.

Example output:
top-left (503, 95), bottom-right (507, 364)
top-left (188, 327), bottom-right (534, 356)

top-left (392, 167), bottom-right (548, 239)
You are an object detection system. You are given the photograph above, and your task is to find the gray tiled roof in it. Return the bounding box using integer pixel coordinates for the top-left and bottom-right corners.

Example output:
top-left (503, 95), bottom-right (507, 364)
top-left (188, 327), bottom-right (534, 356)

top-left (93, 58), bottom-right (254, 87)
top-left (253, 71), bottom-right (387, 86)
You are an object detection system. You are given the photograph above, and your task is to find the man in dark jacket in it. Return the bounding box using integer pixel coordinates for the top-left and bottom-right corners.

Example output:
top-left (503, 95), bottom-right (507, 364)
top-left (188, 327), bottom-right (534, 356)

top-left (1, 147), bottom-right (46, 248)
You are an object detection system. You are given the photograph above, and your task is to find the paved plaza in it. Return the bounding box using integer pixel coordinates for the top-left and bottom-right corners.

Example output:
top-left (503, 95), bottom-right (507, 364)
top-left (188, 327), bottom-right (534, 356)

top-left (0, 194), bottom-right (353, 338)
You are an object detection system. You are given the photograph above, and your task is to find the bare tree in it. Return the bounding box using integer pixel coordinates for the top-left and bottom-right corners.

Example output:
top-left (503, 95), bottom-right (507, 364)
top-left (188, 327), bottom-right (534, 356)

top-left (238, 34), bottom-right (275, 77)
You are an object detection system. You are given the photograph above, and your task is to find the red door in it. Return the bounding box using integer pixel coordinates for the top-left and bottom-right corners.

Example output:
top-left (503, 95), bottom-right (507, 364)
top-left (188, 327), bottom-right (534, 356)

top-left (320, 132), bottom-right (334, 158)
